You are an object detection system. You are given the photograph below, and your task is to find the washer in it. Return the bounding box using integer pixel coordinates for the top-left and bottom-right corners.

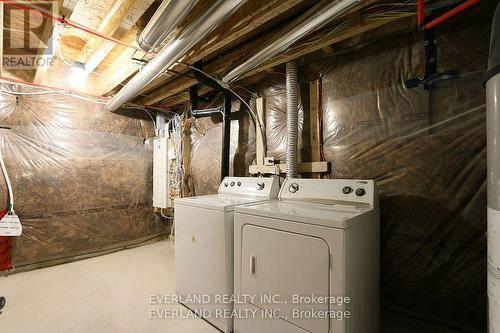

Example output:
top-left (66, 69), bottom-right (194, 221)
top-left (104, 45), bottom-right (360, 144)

top-left (175, 176), bottom-right (280, 333)
top-left (233, 178), bottom-right (380, 333)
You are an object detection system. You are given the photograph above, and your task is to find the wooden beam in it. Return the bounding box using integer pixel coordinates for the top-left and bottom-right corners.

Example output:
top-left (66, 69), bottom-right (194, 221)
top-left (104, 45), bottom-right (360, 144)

top-left (255, 97), bottom-right (266, 167)
top-left (137, 29), bottom-right (278, 105)
top-left (31, 1), bottom-right (63, 84)
top-left (321, 45), bottom-right (334, 54)
top-left (76, 0), bottom-right (134, 65)
top-left (143, 15), bottom-right (404, 107)
top-left (249, 161), bottom-right (329, 175)
top-left (76, 0), bottom-right (154, 95)
top-left (138, 0), bottom-right (311, 96)
top-left (33, 0), bottom-right (79, 84)
top-left (243, 17), bottom-right (398, 79)
top-left (35, 0), bottom-right (153, 93)
top-left (82, 26), bottom-right (144, 95)
top-left (310, 79), bottom-right (322, 179)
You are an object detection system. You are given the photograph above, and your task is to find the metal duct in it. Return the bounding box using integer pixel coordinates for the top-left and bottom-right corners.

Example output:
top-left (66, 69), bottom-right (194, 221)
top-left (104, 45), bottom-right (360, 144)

top-left (222, 0), bottom-right (362, 83)
top-left (137, 0), bottom-right (199, 52)
top-left (486, 3), bottom-right (500, 333)
top-left (286, 61), bottom-right (298, 179)
top-left (106, 0), bottom-right (246, 112)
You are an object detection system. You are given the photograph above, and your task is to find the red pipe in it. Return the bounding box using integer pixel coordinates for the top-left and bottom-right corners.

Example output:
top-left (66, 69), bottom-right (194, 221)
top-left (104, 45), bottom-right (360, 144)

top-left (417, 0), bottom-right (425, 28)
top-left (0, 0), bottom-right (156, 56)
top-left (424, 0), bottom-right (480, 30)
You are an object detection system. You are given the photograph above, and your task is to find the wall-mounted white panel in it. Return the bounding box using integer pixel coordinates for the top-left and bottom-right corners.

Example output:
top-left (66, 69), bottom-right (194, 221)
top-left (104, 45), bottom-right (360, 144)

top-left (153, 137), bottom-right (168, 208)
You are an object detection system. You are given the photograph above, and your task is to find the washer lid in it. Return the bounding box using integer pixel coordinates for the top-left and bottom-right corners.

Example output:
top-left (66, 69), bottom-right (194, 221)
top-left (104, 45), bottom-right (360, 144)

top-left (174, 194), bottom-right (275, 212)
top-left (235, 200), bottom-right (374, 229)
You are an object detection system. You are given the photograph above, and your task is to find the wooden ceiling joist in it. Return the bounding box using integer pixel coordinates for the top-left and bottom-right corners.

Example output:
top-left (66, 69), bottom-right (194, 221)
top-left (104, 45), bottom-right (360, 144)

top-left (32, 0), bottom-right (153, 91)
top-left (4, 0), bottom-right (419, 105)
top-left (75, 0), bottom-right (135, 65)
top-left (139, 1), bottom-right (410, 108)
top-left (133, 0), bottom-right (314, 97)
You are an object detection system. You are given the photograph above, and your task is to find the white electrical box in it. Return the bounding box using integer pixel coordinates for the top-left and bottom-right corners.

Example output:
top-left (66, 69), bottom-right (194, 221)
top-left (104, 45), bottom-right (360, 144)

top-left (153, 136), bottom-right (169, 208)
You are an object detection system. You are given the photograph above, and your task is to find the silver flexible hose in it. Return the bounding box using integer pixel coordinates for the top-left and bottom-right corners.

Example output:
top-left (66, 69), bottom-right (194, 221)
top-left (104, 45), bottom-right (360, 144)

top-left (286, 61), bottom-right (298, 179)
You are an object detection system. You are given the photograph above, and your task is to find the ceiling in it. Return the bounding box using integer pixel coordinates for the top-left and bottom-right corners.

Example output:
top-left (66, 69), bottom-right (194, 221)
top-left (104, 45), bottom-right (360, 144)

top-left (0, 0), bottom-right (450, 110)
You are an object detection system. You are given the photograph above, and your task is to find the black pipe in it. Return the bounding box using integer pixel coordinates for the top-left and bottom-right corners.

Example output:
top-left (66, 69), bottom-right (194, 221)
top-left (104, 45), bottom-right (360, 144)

top-left (189, 62), bottom-right (232, 182)
top-left (193, 68), bottom-right (226, 91)
top-left (221, 91), bottom-right (231, 180)
top-left (189, 83), bottom-right (198, 112)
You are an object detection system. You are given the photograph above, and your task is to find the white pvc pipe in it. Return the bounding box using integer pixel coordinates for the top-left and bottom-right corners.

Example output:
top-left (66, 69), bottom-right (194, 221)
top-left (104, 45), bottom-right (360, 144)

top-left (106, 0), bottom-right (246, 112)
top-left (222, 0), bottom-right (363, 83)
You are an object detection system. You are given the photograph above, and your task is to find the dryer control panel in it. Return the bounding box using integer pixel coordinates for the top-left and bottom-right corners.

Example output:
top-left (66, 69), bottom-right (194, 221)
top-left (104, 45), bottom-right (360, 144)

top-left (218, 177), bottom-right (280, 198)
top-left (279, 178), bottom-right (378, 207)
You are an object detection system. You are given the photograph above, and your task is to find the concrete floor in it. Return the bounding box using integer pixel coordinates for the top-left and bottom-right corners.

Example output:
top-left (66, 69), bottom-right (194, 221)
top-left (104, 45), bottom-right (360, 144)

top-left (0, 240), bottom-right (219, 333)
top-left (0, 240), bottom-right (464, 333)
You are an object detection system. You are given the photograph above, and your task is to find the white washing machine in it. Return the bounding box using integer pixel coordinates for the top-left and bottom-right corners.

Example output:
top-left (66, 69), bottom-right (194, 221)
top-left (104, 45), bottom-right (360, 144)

top-left (175, 176), bottom-right (280, 333)
top-left (233, 178), bottom-right (380, 333)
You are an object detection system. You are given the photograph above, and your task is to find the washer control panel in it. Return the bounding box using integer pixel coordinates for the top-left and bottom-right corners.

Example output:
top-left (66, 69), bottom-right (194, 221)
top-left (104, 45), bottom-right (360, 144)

top-left (280, 178), bottom-right (378, 206)
top-left (219, 177), bottom-right (280, 198)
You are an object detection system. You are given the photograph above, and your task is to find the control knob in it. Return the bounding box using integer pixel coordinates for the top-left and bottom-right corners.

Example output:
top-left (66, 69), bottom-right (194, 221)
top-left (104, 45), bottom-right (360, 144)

top-left (342, 186), bottom-right (353, 194)
top-left (230, 181), bottom-right (235, 187)
top-left (355, 188), bottom-right (366, 196)
top-left (289, 183), bottom-right (300, 193)
top-left (256, 182), bottom-right (265, 190)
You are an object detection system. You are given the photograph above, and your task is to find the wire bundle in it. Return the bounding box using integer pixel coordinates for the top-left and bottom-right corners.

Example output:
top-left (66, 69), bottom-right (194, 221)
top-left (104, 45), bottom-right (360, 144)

top-left (167, 114), bottom-right (184, 199)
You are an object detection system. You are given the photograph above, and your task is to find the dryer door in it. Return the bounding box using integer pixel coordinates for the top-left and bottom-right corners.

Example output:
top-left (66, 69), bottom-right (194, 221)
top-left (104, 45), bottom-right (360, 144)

top-left (241, 224), bottom-right (330, 333)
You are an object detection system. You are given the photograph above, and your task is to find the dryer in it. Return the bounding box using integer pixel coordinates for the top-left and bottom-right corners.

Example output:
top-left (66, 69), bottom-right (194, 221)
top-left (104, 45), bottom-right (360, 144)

top-left (175, 176), bottom-right (280, 333)
top-left (233, 178), bottom-right (380, 333)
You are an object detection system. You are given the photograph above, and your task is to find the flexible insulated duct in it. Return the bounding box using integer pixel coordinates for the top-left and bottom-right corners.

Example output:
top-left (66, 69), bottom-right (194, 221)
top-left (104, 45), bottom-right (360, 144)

top-left (222, 0), bottom-right (362, 83)
top-left (486, 3), bottom-right (500, 333)
top-left (106, 0), bottom-right (246, 112)
top-left (286, 61), bottom-right (298, 179)
top-left (137, 0), bottom-right (199, 52)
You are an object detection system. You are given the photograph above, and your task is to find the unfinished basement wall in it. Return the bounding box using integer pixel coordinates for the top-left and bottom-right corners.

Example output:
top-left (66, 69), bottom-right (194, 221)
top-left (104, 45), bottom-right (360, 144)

top-left (0, 86), bottom-right (168, 272)
top-left (185, 1), bottom-right (493, 331)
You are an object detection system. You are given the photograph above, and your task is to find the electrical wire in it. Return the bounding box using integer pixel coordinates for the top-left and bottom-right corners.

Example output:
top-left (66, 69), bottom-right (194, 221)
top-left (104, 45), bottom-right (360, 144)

top-left (176, 62), bottom-right (268, 155)
top-left (120, 105), bottom-right (158, 133)
top-left (167, 113), bottom-right (184, 198)
top-left (0, 76), bottom-right (170, 134)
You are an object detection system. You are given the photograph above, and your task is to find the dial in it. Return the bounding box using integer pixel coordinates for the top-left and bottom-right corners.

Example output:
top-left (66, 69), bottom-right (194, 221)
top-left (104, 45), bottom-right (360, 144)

top-left (256, 182), bottom-right (265, 190)
top-left (230, 181), bottom-right (235, 187)
top-left (289, 183), bottom-right (300, 193)
top-left (342, 186), bottom-right (353, 195)
top-left (355, 188), bottom-right (366, 196)
top-left (237, 181), bottom-right (242, 186)
top-left (224, 182), bottom-right (228, 187)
